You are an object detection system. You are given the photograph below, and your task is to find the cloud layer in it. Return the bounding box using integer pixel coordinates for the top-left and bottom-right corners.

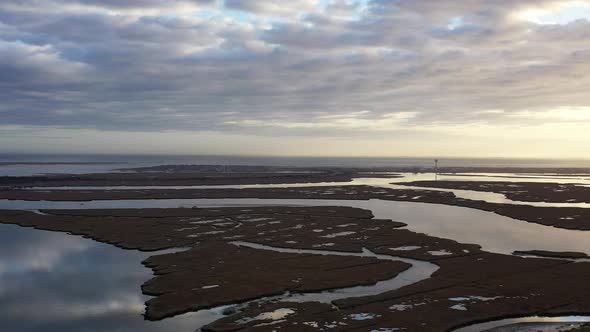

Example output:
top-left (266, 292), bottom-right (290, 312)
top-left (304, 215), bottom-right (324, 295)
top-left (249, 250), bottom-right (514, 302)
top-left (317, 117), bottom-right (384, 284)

top-left (1, 0), bottom-right (590, 156)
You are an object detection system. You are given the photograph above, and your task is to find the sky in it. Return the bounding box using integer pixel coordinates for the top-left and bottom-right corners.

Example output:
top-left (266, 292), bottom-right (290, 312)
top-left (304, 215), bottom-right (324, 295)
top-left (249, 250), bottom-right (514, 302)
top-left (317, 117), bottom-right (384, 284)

top-left (1, 0), bottom-right (590, 158)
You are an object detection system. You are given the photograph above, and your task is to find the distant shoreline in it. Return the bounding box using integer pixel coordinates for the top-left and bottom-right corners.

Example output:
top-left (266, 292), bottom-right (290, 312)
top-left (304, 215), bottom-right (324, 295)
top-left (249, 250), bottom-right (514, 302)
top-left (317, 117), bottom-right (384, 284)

top-left (1, 154), bottom-right (589, 169)
top-left (0, 162), bottom-right (127, 166)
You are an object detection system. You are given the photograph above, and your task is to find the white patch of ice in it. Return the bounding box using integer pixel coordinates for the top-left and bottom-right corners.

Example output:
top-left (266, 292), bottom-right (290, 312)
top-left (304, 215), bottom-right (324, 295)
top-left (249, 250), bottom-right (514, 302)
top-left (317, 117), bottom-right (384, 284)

top-left (428, 250), bottom-right (453, 256)
top-left (321, 231), bottom-right (356, 238)
top-left (312, 243), bottom-right (335, 248)
top-left (389, 304), bottom-right (414, 311)
top-left (337, 223), bottom-right (358, 228)
top-left (247, 217), bottom-right (272, 222)
top-left (349, 313), bottom-right (381, 321)
top-left (449, 295), bottom-right (502, 302)
top-left (187, 231), bottom-right (225, 237)
top-left (390, 246), bottom-right (421, 251)
top-left (223, 235), bottom-right (244, 240)
top-left (201, 285), bottom-right (219, 289)
top-left (450, 304), bottom-right (467, 311)
top-left (389, 302), bottom-right (426, 311)
top-left (234, 308), bottom-right (295, 325)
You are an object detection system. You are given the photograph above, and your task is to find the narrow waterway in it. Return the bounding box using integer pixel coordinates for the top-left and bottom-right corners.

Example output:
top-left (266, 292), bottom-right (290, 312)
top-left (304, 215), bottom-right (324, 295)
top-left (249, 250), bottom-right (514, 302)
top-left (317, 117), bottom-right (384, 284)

top-left (19, 173), bottom-right (590, 208)
top-left (2, 197), bottom-right (590, 255)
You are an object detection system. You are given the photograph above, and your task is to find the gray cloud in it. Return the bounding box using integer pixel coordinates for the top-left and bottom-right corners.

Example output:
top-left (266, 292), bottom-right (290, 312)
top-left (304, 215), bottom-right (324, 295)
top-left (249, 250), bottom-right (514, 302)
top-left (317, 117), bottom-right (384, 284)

top-left (225, 0), bottom-right (321, 17)
top-left (1, 0), bottom-right (590, 138)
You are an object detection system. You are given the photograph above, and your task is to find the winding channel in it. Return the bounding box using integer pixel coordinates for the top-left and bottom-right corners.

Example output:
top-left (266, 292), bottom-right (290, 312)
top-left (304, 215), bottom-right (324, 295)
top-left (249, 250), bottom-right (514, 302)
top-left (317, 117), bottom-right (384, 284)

top-left (17, 173), bottom-right (590, 208)
top-left (179, 241), bottom-right (439, 329)
top-left (4, 172), bottom-right (590, 330)
top-left (230, 241), bottom-right (438, 304)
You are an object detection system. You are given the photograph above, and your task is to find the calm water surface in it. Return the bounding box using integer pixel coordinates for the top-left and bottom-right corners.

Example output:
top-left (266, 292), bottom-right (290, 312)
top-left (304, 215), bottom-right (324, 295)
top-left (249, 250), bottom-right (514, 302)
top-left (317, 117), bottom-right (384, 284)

top-left (0, 224), bottom-right (224, 332)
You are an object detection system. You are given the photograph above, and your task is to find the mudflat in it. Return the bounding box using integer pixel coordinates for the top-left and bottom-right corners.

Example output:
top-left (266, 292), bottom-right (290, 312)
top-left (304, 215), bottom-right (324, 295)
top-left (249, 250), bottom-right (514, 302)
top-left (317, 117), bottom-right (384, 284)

top-left (2, 166), bottom-right (590, 331)
top-left (1, 205), bottom-right (590, 331)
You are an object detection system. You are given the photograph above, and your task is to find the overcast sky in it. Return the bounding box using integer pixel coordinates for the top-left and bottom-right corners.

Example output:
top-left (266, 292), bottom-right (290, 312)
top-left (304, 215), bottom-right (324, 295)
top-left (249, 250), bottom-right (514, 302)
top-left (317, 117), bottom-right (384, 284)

top-left (1, 0), bottom-right (590, 158)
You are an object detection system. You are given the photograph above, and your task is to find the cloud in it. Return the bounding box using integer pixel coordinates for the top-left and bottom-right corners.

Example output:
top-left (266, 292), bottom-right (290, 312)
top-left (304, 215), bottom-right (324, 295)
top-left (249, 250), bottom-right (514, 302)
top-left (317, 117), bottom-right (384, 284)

top-left (514, 1), bottom-right (590, 25)
top-left (509, 106), bottom-right (590, 122)
top-left (0, 0), bottom-right (589, 155)
top-left (226, 111), bottom-right (418, 130)
top-left (225, 0), bottom-right (321, 17)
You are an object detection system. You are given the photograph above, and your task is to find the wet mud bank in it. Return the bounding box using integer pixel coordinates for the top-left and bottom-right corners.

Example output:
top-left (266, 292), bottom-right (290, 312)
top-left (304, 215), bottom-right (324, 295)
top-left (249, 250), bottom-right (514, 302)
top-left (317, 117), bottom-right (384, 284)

top-left (3, 184), bottom-right (590, 230)
top-left (0, 169), bottom-right (355, 187)
top-left (400, 181), bottom-right (590, 204)
top-left (513, 250), bottom-right (590, 260)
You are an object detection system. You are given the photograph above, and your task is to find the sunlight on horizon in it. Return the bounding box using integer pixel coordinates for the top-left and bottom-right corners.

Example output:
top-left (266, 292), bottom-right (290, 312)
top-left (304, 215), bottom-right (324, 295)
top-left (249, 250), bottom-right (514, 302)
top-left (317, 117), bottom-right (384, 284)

top-left (516, 1), bottom-right (590, 25)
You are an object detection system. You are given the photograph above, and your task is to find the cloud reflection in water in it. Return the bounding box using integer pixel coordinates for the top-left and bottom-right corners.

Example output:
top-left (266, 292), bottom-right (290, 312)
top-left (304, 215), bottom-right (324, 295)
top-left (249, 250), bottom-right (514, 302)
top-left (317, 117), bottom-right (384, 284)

top-left (0, 224), bottom-right (214, 331)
